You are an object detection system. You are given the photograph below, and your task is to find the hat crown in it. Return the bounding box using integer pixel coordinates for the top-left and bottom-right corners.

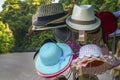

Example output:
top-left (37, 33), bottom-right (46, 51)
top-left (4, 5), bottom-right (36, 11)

top-left (37, 3), bottom-right (64, 17)
top-left (79, 44), bottom-right (102, 58)
top-left (71, 5), bottom-right (95, 21)
top-left (39, 42), bottom-right (63, 66)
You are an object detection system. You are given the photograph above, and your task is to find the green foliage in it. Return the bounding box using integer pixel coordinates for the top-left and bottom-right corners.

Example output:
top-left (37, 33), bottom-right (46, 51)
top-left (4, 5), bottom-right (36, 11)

top-left (0, 0), bottom-right (120, 52)
top-left (24, 30), bottom-right (54, 48)
top-left (0, 21), bottom-right (15, 53)
top-left (60, 0), bottom-right (120, 12)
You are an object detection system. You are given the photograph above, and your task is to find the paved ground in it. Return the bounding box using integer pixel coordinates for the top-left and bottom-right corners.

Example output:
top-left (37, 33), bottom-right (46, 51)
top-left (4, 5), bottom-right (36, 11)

top-left (0, 52), bottom-right (113, 80)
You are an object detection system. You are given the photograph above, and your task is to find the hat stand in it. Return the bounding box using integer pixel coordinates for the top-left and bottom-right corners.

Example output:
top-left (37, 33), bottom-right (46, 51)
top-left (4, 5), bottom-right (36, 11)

top-left (77, 62), bottom-right (99, 80)
top-left (111, 31), bottom-right (119, 80)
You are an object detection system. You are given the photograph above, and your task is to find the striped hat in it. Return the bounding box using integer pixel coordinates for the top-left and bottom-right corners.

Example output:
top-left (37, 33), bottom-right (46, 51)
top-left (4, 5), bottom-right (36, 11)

top-left (32, 3), bottom-right (69, 30)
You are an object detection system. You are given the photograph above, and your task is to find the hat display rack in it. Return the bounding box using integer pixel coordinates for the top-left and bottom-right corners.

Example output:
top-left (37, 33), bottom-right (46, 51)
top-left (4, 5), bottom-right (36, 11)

top-left (32, 2), bottom-right (120, 80)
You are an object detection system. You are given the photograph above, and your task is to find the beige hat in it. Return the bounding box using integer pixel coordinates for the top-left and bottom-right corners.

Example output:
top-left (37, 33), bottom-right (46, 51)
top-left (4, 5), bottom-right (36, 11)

top-left (32, 3), bottom-right (69, 30)
top-left (66, 4), bottom-right (101, 31)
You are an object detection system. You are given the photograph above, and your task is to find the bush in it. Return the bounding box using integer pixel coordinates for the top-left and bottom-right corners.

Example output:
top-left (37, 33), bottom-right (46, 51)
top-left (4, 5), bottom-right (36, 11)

top-left (0, 21), bottom-right (15, 54)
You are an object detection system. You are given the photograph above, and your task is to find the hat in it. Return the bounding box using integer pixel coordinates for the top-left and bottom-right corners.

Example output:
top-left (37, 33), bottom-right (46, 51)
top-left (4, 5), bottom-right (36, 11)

top-left (34, 42), bottom-right (73, 78)
top-left (113, 10), bottom-right (120, 18)
top-left (66, 4), bottom-right (101, 31)
top-left (71, 44), bottom-right (120, 75)
top-left (109, 29), bottom-right (120, 37)
top-left (33, 3), bottom-right (69, 30)
top-left (97, 11), bottom-right (118, 44)
top-left (53, 27), bottom-right (72, 42)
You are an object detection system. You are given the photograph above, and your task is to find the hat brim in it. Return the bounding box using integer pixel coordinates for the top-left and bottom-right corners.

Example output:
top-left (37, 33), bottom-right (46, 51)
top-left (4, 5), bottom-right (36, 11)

top-left (72, 55), bottom-right (119, 74)
top-left (109, 29), bottom-right (120, 37)
top-left (35, 43), bottom-right (73, 75)
top-left (66, 16), bottom-right (101, 31)
top-left (33, 12), bottom-right (69, 27)
top-left (32, 24), bottom-right (67, 31)
top-left (36, 58), bottom-right (73, 78)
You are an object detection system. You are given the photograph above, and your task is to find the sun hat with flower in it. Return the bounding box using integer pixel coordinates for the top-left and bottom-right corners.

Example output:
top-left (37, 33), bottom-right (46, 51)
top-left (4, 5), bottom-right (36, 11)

top-left (34, 42), bottom-right (74, 78)
top-left (66, 4), bottom-right (101, 31)
top-left (71, 44), bottom-right (120, 75)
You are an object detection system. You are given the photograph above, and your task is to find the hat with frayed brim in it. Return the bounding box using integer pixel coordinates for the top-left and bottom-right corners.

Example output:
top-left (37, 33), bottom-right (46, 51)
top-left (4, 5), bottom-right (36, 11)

top-left (66, 5), bottom-right (101, 31)
top-left (34, 42), bottom-right (73, 78)
top-left (72, 44), bottom-right (120, 75)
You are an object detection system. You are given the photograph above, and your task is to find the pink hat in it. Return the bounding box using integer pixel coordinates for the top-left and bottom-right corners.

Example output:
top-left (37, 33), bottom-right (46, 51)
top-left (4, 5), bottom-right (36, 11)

top-left (71, 44), bottom-right (120, 75)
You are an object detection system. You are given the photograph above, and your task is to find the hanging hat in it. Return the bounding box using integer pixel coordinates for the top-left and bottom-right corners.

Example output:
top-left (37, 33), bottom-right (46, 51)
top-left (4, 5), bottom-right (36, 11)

top-left (71, 44), bottom-right (120, 75)
top-left (113, 10), bottom-right (120, 18)
top-left (109, 29), bottom-right (120, 37)
top-left (66, 4), bottom-right (101, 31)
top-left (97, 11), bottom-right (118, 44)
top-left (53, 27), bottom-right (72, 42)
top-left (34, 42), bottom-right (73, 78)
top-left (33, 3), bottom-right (69, 30)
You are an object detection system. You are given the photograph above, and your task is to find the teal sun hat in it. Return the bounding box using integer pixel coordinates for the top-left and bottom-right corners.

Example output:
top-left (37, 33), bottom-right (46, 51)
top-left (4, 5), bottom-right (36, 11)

top-left (35, 42), bottom-right (73, 76)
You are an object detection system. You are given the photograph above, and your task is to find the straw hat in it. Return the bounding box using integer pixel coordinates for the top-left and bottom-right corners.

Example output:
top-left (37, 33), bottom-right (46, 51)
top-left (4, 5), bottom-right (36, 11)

top-left (66, 4), bottom-right (101, 31)
top-left (34, 42), bottom-right (73, 78)
top-left (33, 3), bottom-right (69, 30)
top-left (71, 44), bottom-right (120, 75)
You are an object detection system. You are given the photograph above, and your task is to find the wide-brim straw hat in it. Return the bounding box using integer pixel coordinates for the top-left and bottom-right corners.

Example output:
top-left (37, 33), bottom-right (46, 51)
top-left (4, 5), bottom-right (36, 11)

top-left (32, 3), bottom-right (69, 30)
top-left (66, 4), bottom-right (101, 31)
top-left (34, 42), bottom-right (73, 78)
top-left (71, 44), bottom-right (120, 75)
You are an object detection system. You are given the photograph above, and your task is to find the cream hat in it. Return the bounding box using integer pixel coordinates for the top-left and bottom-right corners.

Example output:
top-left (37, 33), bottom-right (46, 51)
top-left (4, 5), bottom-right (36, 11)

top-left (66, 4), bottom-right (101, 31)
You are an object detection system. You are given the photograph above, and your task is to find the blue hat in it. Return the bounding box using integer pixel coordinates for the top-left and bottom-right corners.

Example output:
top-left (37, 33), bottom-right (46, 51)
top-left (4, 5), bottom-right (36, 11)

top-left (34, 42), bottom-right (73, 76)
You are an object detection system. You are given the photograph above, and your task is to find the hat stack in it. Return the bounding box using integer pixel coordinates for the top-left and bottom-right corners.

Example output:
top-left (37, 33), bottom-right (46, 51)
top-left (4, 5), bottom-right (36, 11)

top-left (32, 3), bottom-right (69, 30)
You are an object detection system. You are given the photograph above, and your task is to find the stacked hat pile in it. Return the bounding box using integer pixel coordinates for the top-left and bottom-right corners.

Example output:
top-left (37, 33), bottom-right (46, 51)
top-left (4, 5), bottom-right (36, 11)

top-left (32, 3), bottom-right (120, 80)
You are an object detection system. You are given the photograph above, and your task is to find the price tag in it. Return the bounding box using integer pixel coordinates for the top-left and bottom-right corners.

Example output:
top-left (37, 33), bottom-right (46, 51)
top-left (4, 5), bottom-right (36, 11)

top-left (78, 30), bottom-right (87, 44)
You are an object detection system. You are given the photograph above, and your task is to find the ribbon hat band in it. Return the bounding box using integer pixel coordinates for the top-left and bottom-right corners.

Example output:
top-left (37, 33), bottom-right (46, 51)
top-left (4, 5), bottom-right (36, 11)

top-left (70, 18), bottom-right (97, 25)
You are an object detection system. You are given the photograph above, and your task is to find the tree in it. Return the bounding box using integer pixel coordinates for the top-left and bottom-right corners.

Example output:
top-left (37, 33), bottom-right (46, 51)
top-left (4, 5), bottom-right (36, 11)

top-left (0, 21), bottom-right (14, 53)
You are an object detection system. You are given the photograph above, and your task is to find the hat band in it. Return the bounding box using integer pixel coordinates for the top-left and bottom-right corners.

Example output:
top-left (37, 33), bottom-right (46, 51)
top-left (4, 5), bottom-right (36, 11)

top-left (70, 18), bottom-right (96, 25)
top-left (37, 12), bottom-right (67, 21)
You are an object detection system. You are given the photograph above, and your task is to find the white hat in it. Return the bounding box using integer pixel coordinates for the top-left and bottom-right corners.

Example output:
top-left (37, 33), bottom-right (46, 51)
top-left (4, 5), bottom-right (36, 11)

top-left (66, 5), bottom-right (101, 31)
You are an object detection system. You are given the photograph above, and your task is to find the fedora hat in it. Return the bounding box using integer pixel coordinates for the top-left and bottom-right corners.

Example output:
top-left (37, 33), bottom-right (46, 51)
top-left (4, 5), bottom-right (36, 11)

top-left (97, 11), bottom-right (118, 44)
top-left (33, 3), bottom-right (69, 30)
top-left (71, 44), bottom-right (120, 75)
top-left (34, 42), bottom-right (73, 78)
top-left (66, 4), bottom-right (101, 31)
